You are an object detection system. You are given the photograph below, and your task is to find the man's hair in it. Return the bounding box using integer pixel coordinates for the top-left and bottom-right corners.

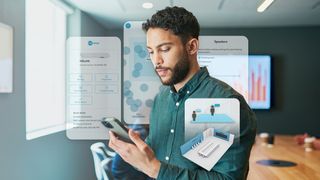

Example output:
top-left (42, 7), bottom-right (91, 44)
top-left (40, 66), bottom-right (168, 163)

top-left (142, 6), bottom-right (200, 44)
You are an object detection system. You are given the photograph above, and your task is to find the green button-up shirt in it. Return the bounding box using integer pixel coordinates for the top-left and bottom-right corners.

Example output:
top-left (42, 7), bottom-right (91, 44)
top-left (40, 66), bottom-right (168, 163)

top-left (145, 67), bottom-right (257, 180)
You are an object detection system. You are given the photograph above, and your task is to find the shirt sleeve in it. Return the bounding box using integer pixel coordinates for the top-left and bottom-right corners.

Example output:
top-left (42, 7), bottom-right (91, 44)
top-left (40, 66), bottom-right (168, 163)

top-left (157, 95), bottom-right (257, 180)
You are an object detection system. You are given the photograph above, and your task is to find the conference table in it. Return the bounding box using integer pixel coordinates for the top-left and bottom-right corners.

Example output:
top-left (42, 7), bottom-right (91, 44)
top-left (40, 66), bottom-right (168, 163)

top-left (247, 135), bottom-right (320, 180)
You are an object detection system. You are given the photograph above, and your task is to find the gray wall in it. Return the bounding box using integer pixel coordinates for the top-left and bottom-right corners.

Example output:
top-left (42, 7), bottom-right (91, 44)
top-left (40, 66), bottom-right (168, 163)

top-left (0, 0), bottom-right (319, 179)
top-left (67, 8), bottom-right (111, 37)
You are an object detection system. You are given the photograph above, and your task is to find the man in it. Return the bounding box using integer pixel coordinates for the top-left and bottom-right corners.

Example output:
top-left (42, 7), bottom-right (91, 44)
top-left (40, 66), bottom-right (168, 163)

top-left (210, 105), bottom-right (215, 116)
top-left (109, 6), bottom-right (256, 180)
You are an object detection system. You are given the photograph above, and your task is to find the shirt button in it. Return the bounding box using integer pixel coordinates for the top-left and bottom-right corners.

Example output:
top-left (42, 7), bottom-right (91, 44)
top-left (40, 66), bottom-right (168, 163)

top-left (170, 129), bottom-right (174, 133)
top-left (170, 90), bottom-right (173, 93)
top-left (187, 90), bottom-right (190, 94)
top-left (165, 156), bottom-right (169, 161)
top-left (176, 102), bottom-right (179, 106)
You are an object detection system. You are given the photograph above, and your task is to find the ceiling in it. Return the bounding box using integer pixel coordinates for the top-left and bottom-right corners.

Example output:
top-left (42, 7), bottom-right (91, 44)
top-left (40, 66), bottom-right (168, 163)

top-left (65, 0), bottom-right (320, 29)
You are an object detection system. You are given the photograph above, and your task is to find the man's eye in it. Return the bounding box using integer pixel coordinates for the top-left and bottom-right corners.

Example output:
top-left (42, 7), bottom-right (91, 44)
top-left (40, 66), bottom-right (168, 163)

top-left (160, 48), bottom-right (170, 52)
top-left (148, 51), bottom-right (154, 55)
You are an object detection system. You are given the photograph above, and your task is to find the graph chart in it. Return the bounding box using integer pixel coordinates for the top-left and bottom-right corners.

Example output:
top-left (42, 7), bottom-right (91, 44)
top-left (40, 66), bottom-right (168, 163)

top-left (248, 55), bottom-right (271, 109)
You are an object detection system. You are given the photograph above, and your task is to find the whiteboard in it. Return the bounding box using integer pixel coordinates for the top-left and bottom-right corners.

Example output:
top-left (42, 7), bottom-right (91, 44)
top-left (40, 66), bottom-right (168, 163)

top-left (0, 22), bottom-right (13, 93)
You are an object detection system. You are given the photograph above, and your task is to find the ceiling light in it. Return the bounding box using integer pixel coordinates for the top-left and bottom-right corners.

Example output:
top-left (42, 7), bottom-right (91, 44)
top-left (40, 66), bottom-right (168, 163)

top-left (257, 0), bottom-right (274, 13)
top-left (142, 2), bottom-right (153, 9)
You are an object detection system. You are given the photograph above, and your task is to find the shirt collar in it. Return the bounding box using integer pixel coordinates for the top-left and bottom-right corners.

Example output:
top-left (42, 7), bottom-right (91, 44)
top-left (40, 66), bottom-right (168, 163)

top-left (170, 67), bottom-right (210, 95)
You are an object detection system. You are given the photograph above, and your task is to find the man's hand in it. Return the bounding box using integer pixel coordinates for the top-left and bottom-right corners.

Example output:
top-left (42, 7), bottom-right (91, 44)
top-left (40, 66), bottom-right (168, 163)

top-left (108, 129), bottom-right (161, 178)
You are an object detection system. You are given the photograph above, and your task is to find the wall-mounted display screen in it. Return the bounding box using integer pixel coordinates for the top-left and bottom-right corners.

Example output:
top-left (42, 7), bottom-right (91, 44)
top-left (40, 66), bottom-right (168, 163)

top-left (248, 55), bottom-right (271, 109)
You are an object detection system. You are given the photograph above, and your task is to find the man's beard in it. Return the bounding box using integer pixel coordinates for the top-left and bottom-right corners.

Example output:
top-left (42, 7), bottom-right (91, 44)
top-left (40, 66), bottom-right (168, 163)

top-left (155, 50), bottom-right (190, 86)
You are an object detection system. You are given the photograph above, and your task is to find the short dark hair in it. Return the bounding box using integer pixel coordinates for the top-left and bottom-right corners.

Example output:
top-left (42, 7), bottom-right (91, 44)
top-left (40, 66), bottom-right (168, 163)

top-left (142, 6), bottom-right (200, 44)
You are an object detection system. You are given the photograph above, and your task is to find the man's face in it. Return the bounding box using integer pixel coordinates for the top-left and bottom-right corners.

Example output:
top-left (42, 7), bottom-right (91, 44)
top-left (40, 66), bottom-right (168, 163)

top-left (146, 28), bottom-right (190, 86)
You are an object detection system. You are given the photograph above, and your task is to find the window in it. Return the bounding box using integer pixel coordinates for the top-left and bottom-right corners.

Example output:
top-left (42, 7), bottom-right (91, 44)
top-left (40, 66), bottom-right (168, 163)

top-left (26, 0), bottom-right (68, 139)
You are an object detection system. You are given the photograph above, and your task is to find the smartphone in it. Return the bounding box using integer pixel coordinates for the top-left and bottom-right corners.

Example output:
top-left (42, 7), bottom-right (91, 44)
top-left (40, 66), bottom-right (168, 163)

top-left (101, 117), bottom-right (133, 143)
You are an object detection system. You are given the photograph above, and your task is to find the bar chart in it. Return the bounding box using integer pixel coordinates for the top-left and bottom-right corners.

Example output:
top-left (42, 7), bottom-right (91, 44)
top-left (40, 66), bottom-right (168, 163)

top-left (248, 55), bottom-right (271, 109)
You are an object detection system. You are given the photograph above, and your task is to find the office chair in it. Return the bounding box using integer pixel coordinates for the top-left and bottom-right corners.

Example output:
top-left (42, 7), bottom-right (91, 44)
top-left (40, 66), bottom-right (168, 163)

top-left (90, 142), bottom-right (116, 180)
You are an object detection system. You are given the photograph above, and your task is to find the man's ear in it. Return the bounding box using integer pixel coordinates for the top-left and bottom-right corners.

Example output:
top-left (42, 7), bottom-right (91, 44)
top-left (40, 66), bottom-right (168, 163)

top-left (186, 38), bottom-right (199, 55)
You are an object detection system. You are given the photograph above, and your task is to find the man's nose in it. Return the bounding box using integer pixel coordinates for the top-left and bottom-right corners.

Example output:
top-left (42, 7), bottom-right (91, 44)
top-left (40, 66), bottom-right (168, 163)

top-left (152, 53), bottom-right (163, 66)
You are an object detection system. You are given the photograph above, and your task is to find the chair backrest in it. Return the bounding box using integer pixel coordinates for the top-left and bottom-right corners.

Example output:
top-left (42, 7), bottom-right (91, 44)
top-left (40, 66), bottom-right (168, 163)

top-left (90, 142), bottom-right (115, 180)
top-left (101, 158), bottom-right (114, 180)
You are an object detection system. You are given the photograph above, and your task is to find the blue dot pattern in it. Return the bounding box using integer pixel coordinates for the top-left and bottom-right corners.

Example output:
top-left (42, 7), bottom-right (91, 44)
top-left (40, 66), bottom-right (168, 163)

top-left (123, 27), bottom-right (162, 114)
top-left (135, 63), bottom-right (143, 71)
top-left (125, 22), bottom-right (131, 29)
top-left (124, 80), bottom-right (146, 112)
top-left (124, 47), bottom-right (130, 55)
top-left (145, 99), bottom-right (154, 108)
top-left (140, 84), bottom-right (148, 92)
top-left (132, 70), bottom-right (140, 77)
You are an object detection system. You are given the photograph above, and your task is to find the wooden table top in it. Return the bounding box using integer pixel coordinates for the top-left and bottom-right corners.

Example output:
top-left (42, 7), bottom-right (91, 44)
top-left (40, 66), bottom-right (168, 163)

top-left (247, 135), bottom-right (320, 180)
